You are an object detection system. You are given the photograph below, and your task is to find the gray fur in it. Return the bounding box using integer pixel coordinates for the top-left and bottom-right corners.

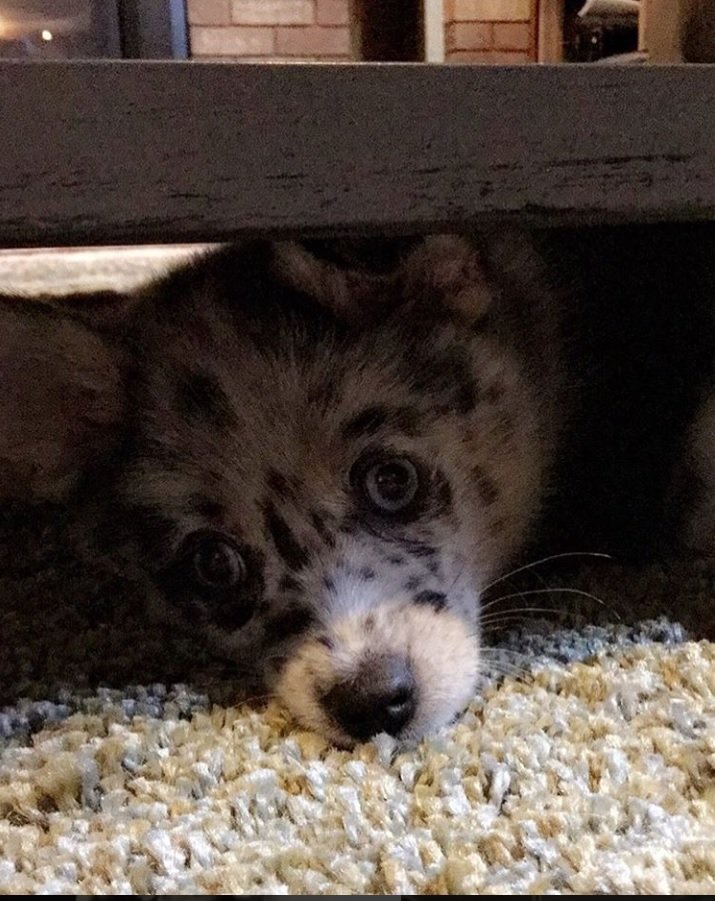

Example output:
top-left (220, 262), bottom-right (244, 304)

top-left (2, 234), bottom-right (568, 744)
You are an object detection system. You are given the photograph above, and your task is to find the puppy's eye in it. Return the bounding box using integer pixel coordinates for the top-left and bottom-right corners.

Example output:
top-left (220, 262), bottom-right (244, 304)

top-left (161, 530), bottom-right (260, 632)
top-left (355, 456), bottom-right (420, 514)
top-left (189, 532), bottom-right (246, 589)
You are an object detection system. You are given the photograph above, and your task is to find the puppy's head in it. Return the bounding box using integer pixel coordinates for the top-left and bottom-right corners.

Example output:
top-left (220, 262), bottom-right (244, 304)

top-left (110, 235), bottom-right (551, 745)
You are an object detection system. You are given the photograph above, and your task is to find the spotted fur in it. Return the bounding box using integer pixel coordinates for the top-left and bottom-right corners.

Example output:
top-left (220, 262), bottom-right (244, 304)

top-left (0, 233), bottom-right (567, 745)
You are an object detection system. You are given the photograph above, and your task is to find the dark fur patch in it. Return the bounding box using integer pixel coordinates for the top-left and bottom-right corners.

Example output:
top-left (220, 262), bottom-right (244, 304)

top-left (175, 369), bottom-right (236, 428)
top-left (189, 496), bottom-right (226, 520)
top-left (263, 505), bottom-right (309, 571)
top-left (211, 595), bottom-right (259, 632)
top-left (264, 605), bottom-right (315, 642)
top-left (267, 469), bottom-right (295, 502)
top-left (341, 405), bottom-right (421, 441)
top-left (484, 380), bottom-right (507, 404)
top-left (131, 505), bottom-right (178, 554)
top-left (138, 436), bottom-right (187, 469)
top-left (453, 380), bottom-right (479, 416)
top-left (341, 406), bottom-right (391, 441)
top-left (404, 575), bottom-right (423, 592)
top-left (495, 412), bottom-right (516, 443)
top-left (306, 380), bottom-right (340, 411)
top-left (311, 510), bottom-right (336, 548)
top-left (472, 465), bottom-right (500, 506)
top-left (433, 474), bottom-right (453, 516)
top-left (413, 590), bottom-right (447, 611)
top-left (359, 567), bottom-right (376, 581)
top-left (279, 574), bottom-right (302, 593)
top-left (392, 407), bottom-right (422, 435)
top-left (323, 576), bottom-right (336, 593)
top-left (399, 539), bottom-right (437, 559)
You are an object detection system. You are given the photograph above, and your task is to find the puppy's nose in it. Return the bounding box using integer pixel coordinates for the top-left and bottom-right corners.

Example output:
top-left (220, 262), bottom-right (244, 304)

top-left (323, 655), bottom-right (417, 741)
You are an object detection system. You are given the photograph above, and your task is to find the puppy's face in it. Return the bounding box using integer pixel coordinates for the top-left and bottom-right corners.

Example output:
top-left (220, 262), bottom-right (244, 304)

top-left (114, 237), bottom-right (548, 744)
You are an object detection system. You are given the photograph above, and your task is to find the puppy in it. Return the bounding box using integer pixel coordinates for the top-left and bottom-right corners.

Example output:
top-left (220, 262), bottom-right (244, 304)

top-left (1, 234), bottom-right (567, 744)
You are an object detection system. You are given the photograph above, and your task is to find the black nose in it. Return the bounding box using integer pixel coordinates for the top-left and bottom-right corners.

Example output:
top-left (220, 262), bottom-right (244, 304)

top-left (322, 655), bottom-right (417, 741)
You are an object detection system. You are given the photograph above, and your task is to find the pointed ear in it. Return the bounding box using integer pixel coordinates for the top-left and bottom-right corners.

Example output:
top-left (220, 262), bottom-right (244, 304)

top-left (0, 295), bottom-right (127, 502)
top-left (272, 235), bottom-right (496, 327)
top-left (397, 235), bottom-right (495, 326)
top-left (271, 240), bottom-right (392, 326)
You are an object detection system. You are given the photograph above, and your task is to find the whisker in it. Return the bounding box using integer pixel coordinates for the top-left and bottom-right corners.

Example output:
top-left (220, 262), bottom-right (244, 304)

top-left (480, 646), bottom-right (532, 658)
top-left (482, 551), bottom-right (613, 595)
top-left (241, 695), bottom-right (274, 707)
top-left (484, 663), bottom-right (531, 679)
top-left (480, 660), bottom-right (533, 680)
top-left (481, 617), bottom-right (560, 628)
top-left (480, 650), bottom-right (533, 669)
top-left (481, 577), bottom-right (539, 614)
top-left (229, 691), bottom-right (274, 708)
top-left (481, 621), bottom-right (554, 636)
top-left (480, 586), bottom-right (620, 620)
top-left (480, 605), bottom-right (566, 622)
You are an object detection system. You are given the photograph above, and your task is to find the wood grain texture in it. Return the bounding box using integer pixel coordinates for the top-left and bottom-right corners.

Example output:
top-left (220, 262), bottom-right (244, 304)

top-left (1, 61), bottom-right (715, 246)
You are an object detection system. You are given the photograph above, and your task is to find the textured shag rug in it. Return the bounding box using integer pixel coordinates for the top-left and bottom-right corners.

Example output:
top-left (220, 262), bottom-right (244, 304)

top-left (1, 248), bottom-right (714, 894)
top-left (1, 618), bottom-right (714, 895)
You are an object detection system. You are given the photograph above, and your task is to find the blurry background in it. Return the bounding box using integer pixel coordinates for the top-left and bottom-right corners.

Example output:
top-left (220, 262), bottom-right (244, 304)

top-left (0, 1), bottom-right (655, 66)
top-left (0, 0), bottom-right (188, 59)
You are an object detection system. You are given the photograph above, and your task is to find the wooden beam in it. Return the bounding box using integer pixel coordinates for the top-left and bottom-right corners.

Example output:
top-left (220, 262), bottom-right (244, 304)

top-left (1, 62), bottom-right (715, 247)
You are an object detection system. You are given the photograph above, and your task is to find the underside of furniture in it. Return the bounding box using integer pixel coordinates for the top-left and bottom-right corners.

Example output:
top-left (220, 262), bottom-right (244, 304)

top-left (0, 61), bottom-right (714, 247)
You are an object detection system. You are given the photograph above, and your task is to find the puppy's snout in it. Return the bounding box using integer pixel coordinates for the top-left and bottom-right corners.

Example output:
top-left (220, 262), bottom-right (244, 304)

top-left (322, 654), bottom-right (417, 741)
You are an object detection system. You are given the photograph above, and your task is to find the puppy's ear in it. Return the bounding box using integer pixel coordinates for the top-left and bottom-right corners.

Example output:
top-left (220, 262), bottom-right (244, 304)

top-left (273, 235), bottom-right (496, 328)
top-left (397, 234), bottom-right (494, 326)
top-left (0, 295), bottom-right (127, 502)
top-left (271, 240), bottom-right (393, 326)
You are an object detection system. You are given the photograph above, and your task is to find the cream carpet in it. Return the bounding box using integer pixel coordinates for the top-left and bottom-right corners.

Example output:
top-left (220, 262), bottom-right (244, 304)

top-left (1, 249), bottom-right (714, 894)
top-left (0, 618), bottom-right (713, 895)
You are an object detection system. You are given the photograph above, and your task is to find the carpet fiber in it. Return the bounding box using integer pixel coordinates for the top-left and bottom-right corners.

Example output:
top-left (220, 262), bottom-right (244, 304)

top-left (1, 619), bottom-right (713, 894)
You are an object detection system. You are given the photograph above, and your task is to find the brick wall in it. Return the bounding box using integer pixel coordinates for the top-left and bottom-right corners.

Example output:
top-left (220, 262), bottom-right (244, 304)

top-left (445, 0), bottom-right (538, 64)
top-left (187, 0), bottom-right (540, 63)
top-left (188, 0), bottom-right (352, 60)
